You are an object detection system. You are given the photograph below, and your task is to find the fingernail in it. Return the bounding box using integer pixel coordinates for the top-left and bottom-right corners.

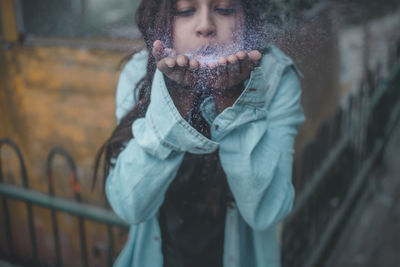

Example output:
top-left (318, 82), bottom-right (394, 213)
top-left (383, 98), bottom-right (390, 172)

top-left (209, 62), bottom-right (217, 69)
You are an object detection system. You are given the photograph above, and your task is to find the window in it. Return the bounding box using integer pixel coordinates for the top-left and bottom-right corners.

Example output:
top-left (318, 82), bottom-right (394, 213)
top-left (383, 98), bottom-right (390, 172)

top-left (20, 0), bottom-right (141, 39)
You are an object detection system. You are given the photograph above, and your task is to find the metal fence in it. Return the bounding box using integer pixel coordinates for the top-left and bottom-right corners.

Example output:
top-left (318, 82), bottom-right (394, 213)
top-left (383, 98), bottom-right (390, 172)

top-left (0, 139), bottom-right (129, 267)
top-left (282, 39), bottom-right (400, 267)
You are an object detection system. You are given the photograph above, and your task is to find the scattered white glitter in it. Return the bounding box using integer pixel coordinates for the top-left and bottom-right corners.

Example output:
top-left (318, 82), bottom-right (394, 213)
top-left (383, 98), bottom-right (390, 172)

top-left (185, 53), bottom-right (220, 64)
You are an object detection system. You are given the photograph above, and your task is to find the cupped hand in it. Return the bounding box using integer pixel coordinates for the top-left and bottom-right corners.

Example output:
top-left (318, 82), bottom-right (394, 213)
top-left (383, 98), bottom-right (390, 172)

top-left (152, 40), bottom-right (262, 90)
top-left (211, 50), bottom-right (261, 90)
top-left (152, 40), bottom-right (199, 87)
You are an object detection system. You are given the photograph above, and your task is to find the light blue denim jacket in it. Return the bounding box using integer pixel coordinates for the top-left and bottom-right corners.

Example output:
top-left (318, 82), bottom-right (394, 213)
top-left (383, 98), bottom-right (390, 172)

top-left (106, 45), bottom-right (305, 267)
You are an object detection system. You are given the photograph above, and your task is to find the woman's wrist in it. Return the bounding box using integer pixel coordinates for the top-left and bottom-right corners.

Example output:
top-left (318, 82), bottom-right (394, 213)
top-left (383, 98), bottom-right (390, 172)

top-left (211, 82), bottom-right (244, 97)
top-left (164, 73), bottom-right (244, 116)
top-left (212, 82), bottom-right (244, 114)
top-left (164, 74), bottom-right (191, 92)
top-left (163, 74), bottom-right (195, 120)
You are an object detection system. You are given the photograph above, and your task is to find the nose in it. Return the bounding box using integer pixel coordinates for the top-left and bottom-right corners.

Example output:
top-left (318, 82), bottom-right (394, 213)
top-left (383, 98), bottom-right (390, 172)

top-left (196, 10), bottom-right (215, 37)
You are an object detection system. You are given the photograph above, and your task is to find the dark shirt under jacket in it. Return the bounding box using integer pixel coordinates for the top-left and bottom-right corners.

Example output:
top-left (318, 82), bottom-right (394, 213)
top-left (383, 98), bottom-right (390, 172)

top-left (159, 83), bottom-right (233, 267)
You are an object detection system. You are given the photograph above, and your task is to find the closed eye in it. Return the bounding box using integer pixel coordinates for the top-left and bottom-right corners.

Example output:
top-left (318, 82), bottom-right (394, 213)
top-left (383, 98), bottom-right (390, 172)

top-left (174, 8), bottom-right (195, 16)
top-left (215, 7), bottom-right (236, 15)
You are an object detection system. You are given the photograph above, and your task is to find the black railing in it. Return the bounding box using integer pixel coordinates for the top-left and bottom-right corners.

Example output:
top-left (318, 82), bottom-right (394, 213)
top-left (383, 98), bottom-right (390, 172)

top-left (46, 147), bottom-right (86, 267)
top-left (0, 139), bottom-right (128, 267)
top-left (0, 137), bottom-right (37, 264)
top-left (282, 39), bottom-right (400, 267)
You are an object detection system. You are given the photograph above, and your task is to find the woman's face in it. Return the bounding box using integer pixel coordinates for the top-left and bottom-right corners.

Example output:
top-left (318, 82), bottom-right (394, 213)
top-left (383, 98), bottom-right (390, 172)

top-left (172, 0), bottom-right (245, 55)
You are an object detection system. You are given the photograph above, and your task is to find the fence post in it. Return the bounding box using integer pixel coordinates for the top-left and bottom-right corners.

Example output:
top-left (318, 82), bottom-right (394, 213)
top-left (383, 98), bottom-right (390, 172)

top-left (0, 138), bottom-right (38, 264)
top-left (47, 147), bottom-right (88, 267)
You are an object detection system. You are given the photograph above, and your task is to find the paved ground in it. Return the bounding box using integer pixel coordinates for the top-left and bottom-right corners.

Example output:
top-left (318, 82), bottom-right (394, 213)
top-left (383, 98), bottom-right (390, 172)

top-left (325, 124), bottom-right (400, 267)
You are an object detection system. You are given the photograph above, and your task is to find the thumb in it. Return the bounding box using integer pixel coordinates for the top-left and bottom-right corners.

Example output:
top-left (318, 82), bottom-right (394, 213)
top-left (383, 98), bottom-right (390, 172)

top-left (152, 40), bottom-right (165, 61)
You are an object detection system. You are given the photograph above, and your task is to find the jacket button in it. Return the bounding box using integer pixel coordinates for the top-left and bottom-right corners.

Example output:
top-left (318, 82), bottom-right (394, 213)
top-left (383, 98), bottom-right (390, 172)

top-left (249, 88), bottom-right (257, 92)
top-left (154, 236), bottom-right (159, 241)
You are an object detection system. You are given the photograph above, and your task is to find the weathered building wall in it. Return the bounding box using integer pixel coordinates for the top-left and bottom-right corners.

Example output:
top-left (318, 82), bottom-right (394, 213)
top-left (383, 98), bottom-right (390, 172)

top-left (1, 44), bottom-right (141, 196)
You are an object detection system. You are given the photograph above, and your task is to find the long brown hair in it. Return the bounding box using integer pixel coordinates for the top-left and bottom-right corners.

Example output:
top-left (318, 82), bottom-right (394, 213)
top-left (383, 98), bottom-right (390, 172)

top-left (93, 0), bottom-right (266, 202)
top-left (92, 0), bottom-right (174, 189)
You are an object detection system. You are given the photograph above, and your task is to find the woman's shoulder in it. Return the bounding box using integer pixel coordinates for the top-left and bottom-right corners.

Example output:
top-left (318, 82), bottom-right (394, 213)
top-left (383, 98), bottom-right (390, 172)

top-left (115, 49), bottom-right (149, 123)
top-left (118, 48), bottom-right (149, 88)
top-left (260, 44), bottom-right (303, 78)
top-left (123, 49), bottom-right (149, 71)
top-left (249, 44), bottom-right (303, 113)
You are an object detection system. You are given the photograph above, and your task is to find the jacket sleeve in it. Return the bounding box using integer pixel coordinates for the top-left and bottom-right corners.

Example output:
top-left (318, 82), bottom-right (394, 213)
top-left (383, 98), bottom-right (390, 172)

top-left (106, 65), bottom-right (218, 225)
top-left (218, 66), bottom-right (305, 231)
top-left (106, 53), bottom-right (186, 225)
top-left (114, 51), bottom-right (144, 123)
top-left (106, 136), bottom-right (185, 225)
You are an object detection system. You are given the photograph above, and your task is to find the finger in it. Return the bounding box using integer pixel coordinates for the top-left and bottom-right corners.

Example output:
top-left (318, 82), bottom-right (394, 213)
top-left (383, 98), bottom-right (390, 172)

top-left (227, 54), bottom-right (240, 80)
top-left (199, 61), bottom-right (207, 70)
top-left (165, 57), bottom-right (176, 68)
top-left (159, 58), bottom-right (187, 86)
top-left (236, 50), bottom-right (248, 61)
top-left (175, 56), bottom-right (196, 86)
top-left (175, 55), bottom-right (190, 85)
top-left (182, 66), bottom-right (193, 86)
top-left (152, 40), bottom-right (165, 61)
top-left (236, 50), bottom-right (251, 73)
top-left (214, 58), bottom-right (228, 89)
top-left (176, 54), bottom-right (189, 68)
top-left (208, 61), bottom-right (218, 69)
top-left (157, 57), bottom-right (176, 75)
top-left (218, 57), bottom-right (228, 65)
top-left (189, 58), bottom-right (200, 70)
top-left (248, 50), bottom-right (262, 65)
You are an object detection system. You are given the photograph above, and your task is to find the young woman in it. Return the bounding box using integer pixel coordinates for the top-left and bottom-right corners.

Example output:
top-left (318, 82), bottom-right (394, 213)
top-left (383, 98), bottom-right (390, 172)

top-left (94, 0), bottom-right (305, 266)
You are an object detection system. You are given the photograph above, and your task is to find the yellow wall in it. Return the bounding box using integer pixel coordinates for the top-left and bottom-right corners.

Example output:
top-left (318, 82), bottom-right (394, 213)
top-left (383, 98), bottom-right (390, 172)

top-left (0, 43), bottom-right (145, 197)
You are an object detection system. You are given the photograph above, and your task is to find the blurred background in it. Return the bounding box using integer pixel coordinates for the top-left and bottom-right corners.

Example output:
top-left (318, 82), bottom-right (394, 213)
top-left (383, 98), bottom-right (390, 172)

top-left (0, 0), bottom-right (399, 266)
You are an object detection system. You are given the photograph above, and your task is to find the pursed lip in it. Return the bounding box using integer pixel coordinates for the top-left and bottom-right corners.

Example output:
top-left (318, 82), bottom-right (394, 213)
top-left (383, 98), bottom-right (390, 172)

top-left (195, 43), bottom-right (222, 56)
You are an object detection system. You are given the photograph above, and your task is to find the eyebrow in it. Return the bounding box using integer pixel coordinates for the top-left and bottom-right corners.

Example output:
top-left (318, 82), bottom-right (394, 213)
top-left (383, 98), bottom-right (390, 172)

top-left (175, 0), bottom-right (234, 4)
top-left (175, 0), bottom-right (194, 3)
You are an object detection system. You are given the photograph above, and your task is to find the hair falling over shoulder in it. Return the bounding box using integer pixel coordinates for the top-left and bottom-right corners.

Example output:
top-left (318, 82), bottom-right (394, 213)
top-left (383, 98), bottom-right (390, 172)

top-left (92, 0), bottom-right (173, 190)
